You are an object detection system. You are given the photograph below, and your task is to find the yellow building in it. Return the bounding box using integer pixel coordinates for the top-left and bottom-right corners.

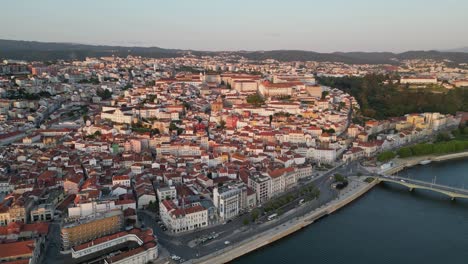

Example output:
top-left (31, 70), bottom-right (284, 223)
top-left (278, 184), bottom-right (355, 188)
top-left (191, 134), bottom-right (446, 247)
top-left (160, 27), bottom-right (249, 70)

top-left (61, 210), bottom-right (123, 250)
top-left (406, 114), bottom-right (425, 126)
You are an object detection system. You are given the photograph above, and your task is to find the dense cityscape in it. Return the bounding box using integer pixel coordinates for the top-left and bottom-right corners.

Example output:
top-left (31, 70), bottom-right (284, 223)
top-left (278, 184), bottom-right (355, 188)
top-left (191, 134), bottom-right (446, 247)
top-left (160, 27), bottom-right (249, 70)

top-left (0, 50), bottom-right (467, 264)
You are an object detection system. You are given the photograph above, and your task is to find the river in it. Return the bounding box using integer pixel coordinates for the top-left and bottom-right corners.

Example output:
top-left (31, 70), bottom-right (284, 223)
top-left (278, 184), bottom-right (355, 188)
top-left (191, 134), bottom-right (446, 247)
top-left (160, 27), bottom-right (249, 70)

top-left (233, 158), bottom-right (468, 264)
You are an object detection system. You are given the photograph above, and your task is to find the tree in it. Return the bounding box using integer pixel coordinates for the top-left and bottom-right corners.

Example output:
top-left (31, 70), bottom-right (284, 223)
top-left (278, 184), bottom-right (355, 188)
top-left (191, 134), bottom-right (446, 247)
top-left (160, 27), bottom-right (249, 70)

top-left (146, 80), bottom-right (156, 86)
top-left (169, 122), bottom-right (178, 132)
top-left (317, 74), bottom-right (468, 120)
top-left (96, 88), bottom-right (112, 100)
top-left (123, 83), bottom-right (133, 90)
top-left (151, 128), bottom-right (160, 136)
top-left (243, 218), bottom-right (249, 225)
top-left (219, 120), bottom-right (226, 129)
top-left (251, 209), bottom-right (260, 222)
top-left (334, 173), bottom-right (346, 183)
top-left (321, 91), bottom-right (329, 100)
top-left (397, 147), bottom-right (413, 158)
top-left (246, 93), bottom-right (265, 106)
top-left (377, 151), bottom-right (396, 162)
top-left (436, 132), bottom-right (451, 142)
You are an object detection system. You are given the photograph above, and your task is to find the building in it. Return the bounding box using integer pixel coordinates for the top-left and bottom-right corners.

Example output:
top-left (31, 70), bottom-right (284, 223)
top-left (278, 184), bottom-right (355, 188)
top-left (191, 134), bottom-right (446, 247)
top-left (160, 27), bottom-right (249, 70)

top-left (453, 79), bottom-right (468, 88)
top-left (213, 185), bottom-right (242, 221)
top-left (71, 228), bottom-right (158, 264)
top-left (232, 80), bottom-right (258, 92)
top-left (213, 183), bottom-right (256, 220)
top-left (400, 76), bottom-right (437, 85)
top-left (112, 175), bottom-right (131, 187)
top-left (61, 210), bottom-right (124, 250)
top-left (156, 186), bottom-right (177, 202)
top-left (30, 203), bottom-right (54, 222)
top-left (248, 174), bottom-right (271, 204)
top-left (68, 201), bottom-right (117, 218)
top-left (159, 200), bottom-right (208, 233)
top-left (0, 239), bottom-right (41, 264)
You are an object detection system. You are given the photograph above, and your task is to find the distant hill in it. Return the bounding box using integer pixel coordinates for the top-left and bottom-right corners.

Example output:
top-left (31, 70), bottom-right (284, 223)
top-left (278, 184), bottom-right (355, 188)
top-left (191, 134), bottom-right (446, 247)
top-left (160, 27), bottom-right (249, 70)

top-left (0, 39), bottom-right (183, 61)
top-left (443, 47), bottom-right (468, 53)
top-left (235, 50), bottom-right (468, 64)
top-left (1, 39), bottom-right (468, 64)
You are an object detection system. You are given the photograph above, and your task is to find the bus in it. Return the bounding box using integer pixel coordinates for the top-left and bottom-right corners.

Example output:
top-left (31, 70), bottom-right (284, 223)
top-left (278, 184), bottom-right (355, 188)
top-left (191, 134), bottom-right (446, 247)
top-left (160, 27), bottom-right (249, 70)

top-left (267, 213), bottom-right (278, 221)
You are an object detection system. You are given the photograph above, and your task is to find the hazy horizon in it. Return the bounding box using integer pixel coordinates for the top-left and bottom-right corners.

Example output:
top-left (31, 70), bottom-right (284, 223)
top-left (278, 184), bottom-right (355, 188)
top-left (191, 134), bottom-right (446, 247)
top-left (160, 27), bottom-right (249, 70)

top-left (1, 0), bottom-right (467, 52)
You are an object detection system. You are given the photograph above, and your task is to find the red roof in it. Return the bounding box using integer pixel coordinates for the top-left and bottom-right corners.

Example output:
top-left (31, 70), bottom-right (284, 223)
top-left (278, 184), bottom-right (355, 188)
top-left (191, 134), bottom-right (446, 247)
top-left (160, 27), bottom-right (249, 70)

top-left (0, 240), bottom-right (35, 259)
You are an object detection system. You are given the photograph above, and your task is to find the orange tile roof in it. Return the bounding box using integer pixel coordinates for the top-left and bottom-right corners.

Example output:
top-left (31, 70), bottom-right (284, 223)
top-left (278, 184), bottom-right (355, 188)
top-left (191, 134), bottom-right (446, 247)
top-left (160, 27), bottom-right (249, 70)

top-left (0, 240), bottom-right (35, 259)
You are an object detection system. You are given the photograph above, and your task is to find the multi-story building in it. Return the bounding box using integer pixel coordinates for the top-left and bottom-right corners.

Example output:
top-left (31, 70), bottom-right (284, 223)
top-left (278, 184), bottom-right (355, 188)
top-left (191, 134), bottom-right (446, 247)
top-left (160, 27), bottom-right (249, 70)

top-left (30, 203), bottom-right (54, 222)
top-left (400, 76), bottom-right (437, 84)
top-left (159, 201), bottom-right (208, 233)
top-left (0, 239), bottom-right (41, 264)
top-left (213, 185), bottom-right (242, 220)
top-left (248, 174), bottom-right (272, 204)
top-left (61, 210), bottom-right (124, 250)
top-left (156, 186), bottom-right (177, 201)
top-left (71, 228), bottom-right (158, 264)
top-left (112, 175), bottom-right (131, 187)
top-left (68, 201), bottom-right (117, 218)
top-left (0, 179), bottom-right (10, 193)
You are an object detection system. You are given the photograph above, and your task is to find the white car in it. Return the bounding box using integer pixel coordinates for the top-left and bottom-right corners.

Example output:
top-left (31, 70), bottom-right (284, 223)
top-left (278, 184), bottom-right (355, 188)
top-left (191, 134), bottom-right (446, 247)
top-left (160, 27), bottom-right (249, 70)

top-left (224, 241), bottom-right (230, 245)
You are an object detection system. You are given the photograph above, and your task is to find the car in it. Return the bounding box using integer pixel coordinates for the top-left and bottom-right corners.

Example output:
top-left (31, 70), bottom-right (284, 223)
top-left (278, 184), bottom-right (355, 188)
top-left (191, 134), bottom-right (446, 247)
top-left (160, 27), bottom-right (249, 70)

top-left (171, 255), bottom-right (181, 261)
top-left (224, 241), bottom-right (230, 245)
top-left (400, 179), bottom-right (406, 183)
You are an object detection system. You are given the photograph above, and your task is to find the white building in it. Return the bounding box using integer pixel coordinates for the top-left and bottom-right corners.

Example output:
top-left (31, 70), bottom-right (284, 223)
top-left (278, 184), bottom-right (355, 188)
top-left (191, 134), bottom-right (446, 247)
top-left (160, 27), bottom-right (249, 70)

top-left (71, 228), bottom-right (158, 264)
top-left (213, 183), bottom-right (256, 220)
top-left (159, 200), bottom-right (208, 233)
top-left (400, 76), bottom-right (437, 84)
top-left (112, 175), bottom-right (131, 187)
top-left (68, 201), bottom-right (116, 218)
top-left (156, 186), bottom-right (177, 202)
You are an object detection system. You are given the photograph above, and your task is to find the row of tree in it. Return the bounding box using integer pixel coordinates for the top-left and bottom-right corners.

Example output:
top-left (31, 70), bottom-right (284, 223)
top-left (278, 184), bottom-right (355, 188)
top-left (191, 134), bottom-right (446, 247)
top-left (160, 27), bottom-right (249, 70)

top-left (397, 140), bottom-right (468, 158)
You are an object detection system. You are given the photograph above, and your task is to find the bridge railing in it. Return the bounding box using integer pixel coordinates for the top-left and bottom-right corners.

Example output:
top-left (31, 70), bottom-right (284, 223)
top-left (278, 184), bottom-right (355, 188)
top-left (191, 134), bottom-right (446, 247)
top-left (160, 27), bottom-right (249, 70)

top-left (378, 176), bottom-right (468, 195)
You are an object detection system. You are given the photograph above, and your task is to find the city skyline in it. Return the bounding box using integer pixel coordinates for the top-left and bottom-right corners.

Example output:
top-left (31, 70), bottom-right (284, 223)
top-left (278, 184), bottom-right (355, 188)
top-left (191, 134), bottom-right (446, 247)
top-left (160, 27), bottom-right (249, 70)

top-left (1, 0), bottom-right (467, 52)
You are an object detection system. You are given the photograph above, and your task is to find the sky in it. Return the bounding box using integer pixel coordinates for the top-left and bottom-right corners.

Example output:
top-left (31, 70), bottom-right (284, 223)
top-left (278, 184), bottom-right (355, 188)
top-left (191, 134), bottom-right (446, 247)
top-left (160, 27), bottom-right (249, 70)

top-left (1, 0), bottom-right (467, 52)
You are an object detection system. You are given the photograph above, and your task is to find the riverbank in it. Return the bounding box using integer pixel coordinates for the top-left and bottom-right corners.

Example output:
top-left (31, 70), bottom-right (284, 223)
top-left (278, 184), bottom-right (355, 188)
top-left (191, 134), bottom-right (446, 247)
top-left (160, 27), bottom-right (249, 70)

top-left (382, 151), bottom-right (468, 175)
top-left (191, 177), bottom-right (379, 264)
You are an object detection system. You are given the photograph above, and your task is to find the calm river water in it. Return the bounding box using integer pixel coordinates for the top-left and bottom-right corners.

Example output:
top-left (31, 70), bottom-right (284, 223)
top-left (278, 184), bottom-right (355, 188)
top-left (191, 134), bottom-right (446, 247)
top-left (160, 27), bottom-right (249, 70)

top-left (234, 158), bottom-right (468, 264)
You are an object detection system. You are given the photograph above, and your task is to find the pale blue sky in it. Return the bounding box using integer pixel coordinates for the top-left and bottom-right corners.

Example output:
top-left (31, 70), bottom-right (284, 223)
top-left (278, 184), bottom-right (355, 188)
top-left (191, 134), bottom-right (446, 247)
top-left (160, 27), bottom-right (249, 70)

top-left (1, 0), bottom-right (467, 52)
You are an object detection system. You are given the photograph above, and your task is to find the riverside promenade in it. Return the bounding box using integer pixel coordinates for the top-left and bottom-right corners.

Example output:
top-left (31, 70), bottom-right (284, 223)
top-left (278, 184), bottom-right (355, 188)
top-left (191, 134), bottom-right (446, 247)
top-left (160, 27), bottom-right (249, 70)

top-left (191, 177), bottom-right (378, 264)
top-left (382, 151), bottom-right (468, 175)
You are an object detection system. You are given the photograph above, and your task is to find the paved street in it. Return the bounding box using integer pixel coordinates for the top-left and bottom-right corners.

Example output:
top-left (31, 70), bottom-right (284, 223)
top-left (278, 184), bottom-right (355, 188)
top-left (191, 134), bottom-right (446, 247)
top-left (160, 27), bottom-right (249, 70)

top-left (137, 162), bottom-right (360, 261)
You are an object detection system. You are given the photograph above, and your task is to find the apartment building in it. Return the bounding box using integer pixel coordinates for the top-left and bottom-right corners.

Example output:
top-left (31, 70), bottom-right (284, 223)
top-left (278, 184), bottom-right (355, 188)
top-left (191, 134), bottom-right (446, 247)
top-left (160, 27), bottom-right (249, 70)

top-left (61, 210), bottom-right (124, 250)
top-left (159, 200), bottom-right (208, 233)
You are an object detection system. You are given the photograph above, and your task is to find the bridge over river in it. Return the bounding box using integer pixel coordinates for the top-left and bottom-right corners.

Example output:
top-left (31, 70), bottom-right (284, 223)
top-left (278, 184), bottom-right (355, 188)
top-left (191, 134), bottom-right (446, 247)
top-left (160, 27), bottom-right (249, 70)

top-left (377, 175), bottom-right (468, 200)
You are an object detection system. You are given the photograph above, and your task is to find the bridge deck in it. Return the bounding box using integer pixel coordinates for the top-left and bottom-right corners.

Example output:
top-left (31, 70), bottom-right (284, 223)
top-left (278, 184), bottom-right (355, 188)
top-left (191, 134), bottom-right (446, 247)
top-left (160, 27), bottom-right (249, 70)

top-left (377, 176), bottom-right (468, 199)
